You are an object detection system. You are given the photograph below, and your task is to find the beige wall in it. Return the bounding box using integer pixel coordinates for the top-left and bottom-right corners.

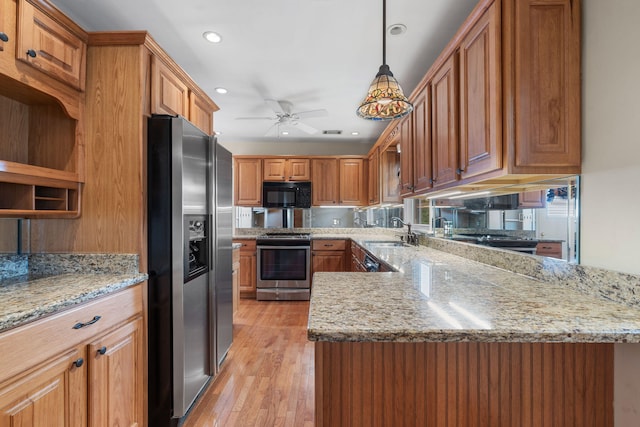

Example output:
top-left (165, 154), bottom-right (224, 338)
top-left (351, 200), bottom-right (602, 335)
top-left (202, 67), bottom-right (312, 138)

top-left (218, 140), bottom-right (371, 156)
top-left (581, 1), bottom-right (640, 425)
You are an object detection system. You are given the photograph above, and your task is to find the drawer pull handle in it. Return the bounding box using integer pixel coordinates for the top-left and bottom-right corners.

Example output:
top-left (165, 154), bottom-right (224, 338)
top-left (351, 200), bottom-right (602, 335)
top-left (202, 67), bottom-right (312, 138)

top-left (324, 244), bottom-right (333, 247)
top-left (73, 315), bottom-right (102, 329)
top-left (73, 358), bottom-right (84, 368)
top-left (97, 346), bottom-right (108, 355)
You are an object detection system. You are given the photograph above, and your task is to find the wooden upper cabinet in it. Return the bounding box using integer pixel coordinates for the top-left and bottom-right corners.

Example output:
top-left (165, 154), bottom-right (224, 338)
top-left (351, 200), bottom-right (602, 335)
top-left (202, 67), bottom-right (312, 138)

top-left (234, 157), bottom-right (262, 207)
top-left (412, 86), bottom-right (432, 193)
top-left (263, 158), bottom-right (310, 181)
top-left (311, 158), bottom-right (338, 206)
top-left (459, 1), bottom-right (502, 180)
top-left (509, 0), bottom-right (581, 173)
top-left (431, 52), bottom-right (459, 188)
top-left (368, 148), bottom-right (380, 205)
top-left (339, 158), bottom-right (367, 206)
top-left (189, 91), bottom-right (214, 135)
top-left (518, 190), bottom-right (546, 208)
top-left (0, 0), bottom-right (13, 58)
top-left (151, 56), bottom-right (189, 117)
top-left (381, 148), bottom-right (401, 203)
top-left (398, 116), bottom-right (414, 196)
top-left (16, 0), bottom-right (87, 91)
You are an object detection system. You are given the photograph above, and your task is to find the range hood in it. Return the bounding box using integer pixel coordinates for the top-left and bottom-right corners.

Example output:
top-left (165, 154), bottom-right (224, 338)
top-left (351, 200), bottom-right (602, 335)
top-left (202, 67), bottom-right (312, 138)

top-left (463, 194), bottom-right (519, 210)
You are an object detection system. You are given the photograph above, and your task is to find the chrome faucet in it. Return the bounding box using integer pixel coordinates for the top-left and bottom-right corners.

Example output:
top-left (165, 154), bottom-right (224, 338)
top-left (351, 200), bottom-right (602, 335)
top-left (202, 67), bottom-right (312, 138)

top-left (391, 217), bottom-right (418, 245)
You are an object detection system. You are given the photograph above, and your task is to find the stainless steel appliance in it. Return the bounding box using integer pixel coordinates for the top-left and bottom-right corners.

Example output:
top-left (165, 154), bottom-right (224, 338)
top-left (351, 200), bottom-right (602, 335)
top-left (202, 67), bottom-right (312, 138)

top-left (147, 115), bottom-right (233, 427)
top-left (262, 181), bottom-right (312, 208)
top-left (256, 232), bottom-right (311, 300)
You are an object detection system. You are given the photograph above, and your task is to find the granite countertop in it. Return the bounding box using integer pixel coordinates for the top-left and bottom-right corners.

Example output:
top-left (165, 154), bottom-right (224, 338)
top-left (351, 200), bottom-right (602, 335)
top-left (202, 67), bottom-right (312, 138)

top-left (0, 254), bottom-right (147, 333)
top-left (308, 239), bottom-right (640, 344)
top-left (0, 272), bottom-right (147, 332)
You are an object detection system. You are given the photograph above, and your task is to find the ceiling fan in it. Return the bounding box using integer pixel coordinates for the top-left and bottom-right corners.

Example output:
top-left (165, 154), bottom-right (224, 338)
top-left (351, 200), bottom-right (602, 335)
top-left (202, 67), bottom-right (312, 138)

top-left (235, 99), bottom-right (328, 135)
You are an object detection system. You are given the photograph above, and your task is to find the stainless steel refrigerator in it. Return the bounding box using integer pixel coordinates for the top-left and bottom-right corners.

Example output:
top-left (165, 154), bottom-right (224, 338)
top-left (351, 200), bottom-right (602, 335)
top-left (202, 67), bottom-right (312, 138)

top-left (147, 115), bottom-right (233, 427)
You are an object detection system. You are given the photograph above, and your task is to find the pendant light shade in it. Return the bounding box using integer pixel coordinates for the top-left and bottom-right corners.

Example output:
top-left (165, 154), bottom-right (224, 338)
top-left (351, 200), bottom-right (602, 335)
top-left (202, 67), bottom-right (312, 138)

top-left (357, 0), bottom-right (413, 121)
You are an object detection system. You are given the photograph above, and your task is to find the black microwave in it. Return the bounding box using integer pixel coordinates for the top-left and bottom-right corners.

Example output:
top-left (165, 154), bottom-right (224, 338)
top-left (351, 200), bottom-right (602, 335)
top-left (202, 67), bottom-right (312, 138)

top-left (262, 181), bottom-right (312, 208)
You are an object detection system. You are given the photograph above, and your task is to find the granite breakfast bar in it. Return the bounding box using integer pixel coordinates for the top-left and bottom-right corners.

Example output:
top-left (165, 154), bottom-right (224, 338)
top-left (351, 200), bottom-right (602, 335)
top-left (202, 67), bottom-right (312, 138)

top-left (308, 241), bottom-right (640, 427)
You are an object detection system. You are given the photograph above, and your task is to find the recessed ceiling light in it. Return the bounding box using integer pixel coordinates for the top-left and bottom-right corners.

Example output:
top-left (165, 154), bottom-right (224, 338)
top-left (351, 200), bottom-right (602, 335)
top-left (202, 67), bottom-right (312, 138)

top-left (388, 24), bottom-right (407, 36)
top-left (214, 131), bottom-right (221, 135)
top-left (215, 87), bottom-right (228, 94)
top-left (281, 131), bottom-right (289, 136)
top-left (203, 31), bottom-right (222, 43)
top-left (351, 131), bottom-right (360, 136)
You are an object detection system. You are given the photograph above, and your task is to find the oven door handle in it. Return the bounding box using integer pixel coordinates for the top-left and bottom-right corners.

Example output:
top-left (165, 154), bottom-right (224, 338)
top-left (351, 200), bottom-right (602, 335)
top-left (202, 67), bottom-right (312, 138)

top-left (257, 245), bottom-right (311, 250)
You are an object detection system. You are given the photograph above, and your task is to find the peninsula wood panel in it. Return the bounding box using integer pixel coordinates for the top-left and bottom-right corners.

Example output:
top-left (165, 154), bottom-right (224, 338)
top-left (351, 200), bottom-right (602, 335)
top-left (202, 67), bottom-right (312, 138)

top-left (315, 341), bottom-right (613, 427)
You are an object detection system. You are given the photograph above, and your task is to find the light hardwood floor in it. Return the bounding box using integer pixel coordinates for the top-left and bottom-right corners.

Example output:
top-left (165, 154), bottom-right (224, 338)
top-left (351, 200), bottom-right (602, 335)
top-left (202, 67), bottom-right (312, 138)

top-left (183, 299), bottom-right (315, 427)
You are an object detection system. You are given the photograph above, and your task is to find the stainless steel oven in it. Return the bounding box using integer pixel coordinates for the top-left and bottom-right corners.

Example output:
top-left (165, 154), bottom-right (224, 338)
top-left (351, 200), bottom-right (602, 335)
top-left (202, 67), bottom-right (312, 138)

top-left (256, 233), bottom-right (311, 301)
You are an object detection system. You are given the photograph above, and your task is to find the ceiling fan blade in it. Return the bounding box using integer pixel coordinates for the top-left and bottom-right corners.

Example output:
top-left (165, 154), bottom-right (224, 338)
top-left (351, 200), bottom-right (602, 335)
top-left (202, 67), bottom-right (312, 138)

top-left (234, 116), bottom-right (274, 120)
top-left (293, 109), bottom-right (328, 119)
top-left (265, 99), bottom-right (285, 115)
top-left (264, 122), bottom-right (279, 136)
top-left (292, 121), bottom-right (319, 134)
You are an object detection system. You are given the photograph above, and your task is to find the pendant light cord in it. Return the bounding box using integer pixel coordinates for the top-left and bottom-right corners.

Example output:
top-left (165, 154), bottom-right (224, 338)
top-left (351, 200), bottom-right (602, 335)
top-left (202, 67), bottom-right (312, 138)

top-left (382, 0), bottom-right (386, 66)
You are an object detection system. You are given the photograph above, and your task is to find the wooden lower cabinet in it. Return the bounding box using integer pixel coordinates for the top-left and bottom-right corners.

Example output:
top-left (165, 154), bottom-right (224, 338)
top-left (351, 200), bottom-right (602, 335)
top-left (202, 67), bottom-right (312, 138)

top-left (315, 341), bottom-right (613, 427)
top-left (88, 318), bottom-right (144, 427)
top-left (0, 284), bottom-right (145, 427)
top-left (536, 241), bottom-right (563, 259)
top-left (312, 240), bottom-right (347, 275)
top-left (0, 348), bottom-right (87, 427)
top-left (232, 247), bottom-right (240, 317)
top-left (235, 239), bottom-right (257, 299)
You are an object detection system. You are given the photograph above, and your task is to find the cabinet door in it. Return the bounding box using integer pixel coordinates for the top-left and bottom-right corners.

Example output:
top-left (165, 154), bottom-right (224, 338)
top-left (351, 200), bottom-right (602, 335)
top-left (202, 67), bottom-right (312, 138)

top-left (232, 249), bottom-right (240, 318)
top-left (234, 158), bottom-right (262, 206)
top-left (368, 148), bottom-right (380, 205)
top-left (16, 0), bottom-right (87, 90)
top-left (431, 53), bottom-right (459, 188)
top-left (510, 0), bottom-right (581, 172)
top-left (412, 87), bottom-right (432, 193)
top-left (518, 190), bottom-right (545, 208)
top-left (311, 159), bottom-right (338, 206)
top-left (88, 317), bottom-right (144, 427)
top-left (288, 158), bottom-right (310, 181)
top-left (459, 2), bottom-right (502, 179)
top-left (381, 149), bottom-right (401, 203)
top-left (339, 158), bottom-right (366, 206)
top-left (312, 252), bottom-right (346, 273)
top-left (0, 0), bottom-right (13, 59)
top-left (152, 56), bottom-right (189, 116)
top-left (239, 252), bottom-right (256, 298)
top-left (0, 348), bottom-right (86, 427)
top-left (263, 158), bottom-right (287, 181)
top-left (189, 91), bottom-right (213, 135)
top-left (398, 115), bottom-right (414, 195)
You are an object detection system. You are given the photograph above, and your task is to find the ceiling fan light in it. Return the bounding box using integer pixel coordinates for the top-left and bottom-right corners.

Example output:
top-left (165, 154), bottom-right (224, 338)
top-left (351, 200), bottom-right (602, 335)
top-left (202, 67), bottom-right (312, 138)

top-left (357, 65), bottom-right (413, 121)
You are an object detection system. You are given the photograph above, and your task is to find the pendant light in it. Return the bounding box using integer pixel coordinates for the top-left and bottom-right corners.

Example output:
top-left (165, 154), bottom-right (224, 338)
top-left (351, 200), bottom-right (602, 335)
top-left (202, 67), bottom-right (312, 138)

top-left (357, 0), bottom-right (413, 121)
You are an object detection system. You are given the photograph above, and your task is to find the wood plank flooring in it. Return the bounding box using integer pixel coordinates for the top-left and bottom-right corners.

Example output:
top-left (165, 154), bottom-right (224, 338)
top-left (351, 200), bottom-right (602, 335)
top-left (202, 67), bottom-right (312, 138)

top-left (183, 299), bottom-right (315, 427)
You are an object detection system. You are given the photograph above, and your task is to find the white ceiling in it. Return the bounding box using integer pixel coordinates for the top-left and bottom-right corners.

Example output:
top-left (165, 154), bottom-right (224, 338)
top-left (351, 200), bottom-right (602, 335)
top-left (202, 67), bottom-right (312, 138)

top-left (51, 0), bottom-right (478, 151)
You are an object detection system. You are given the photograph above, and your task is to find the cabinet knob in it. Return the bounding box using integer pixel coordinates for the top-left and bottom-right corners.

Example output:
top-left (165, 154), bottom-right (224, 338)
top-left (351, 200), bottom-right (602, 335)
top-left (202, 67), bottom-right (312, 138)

top-left (73, 358), bottom-right (84, 368)
top-left (97, 346), bottom-right (107, 355)
top-left (0, 32), bottom-right (8, 43)
top-left (456, 167), bottom-right (465, 175)
top-left (26, 49), bottom-right (37, 58)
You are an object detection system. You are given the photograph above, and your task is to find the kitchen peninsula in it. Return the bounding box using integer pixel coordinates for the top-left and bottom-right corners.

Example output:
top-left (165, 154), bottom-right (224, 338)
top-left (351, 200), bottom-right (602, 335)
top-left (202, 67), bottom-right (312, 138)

top-left (308, 239), bottom-right (640, 426)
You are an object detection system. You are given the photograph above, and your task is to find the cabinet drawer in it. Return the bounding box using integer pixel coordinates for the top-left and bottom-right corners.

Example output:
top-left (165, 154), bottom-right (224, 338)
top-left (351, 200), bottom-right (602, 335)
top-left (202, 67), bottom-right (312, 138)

top-left (0, 283), bottom-right (143, 383)
top-left (536, 242), bottom-right (562, 258)
top-left (312, 239), bottom-right (346, 251)
top-left (234, 239), bottom-right (256, 252)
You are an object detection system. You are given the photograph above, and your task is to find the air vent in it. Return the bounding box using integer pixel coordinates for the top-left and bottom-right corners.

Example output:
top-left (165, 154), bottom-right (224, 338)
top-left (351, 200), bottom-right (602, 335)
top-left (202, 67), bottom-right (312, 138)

top-left (322, 130), bottom-right (343, 135)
